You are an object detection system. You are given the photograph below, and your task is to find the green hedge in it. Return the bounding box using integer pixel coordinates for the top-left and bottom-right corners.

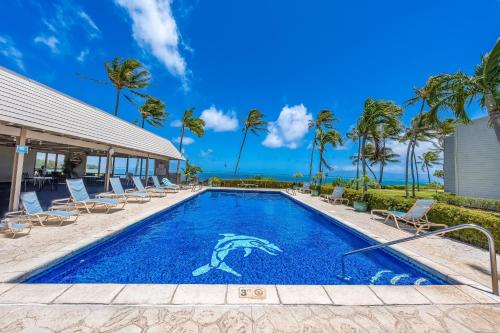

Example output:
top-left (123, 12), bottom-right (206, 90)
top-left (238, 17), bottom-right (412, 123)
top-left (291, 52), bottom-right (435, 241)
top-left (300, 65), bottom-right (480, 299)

top-left (434, 193), bottom-right (500, 213)
top-left (339, 188), bottom-right (500, 250)
top-left (217, 179), bottom-right (298, 189)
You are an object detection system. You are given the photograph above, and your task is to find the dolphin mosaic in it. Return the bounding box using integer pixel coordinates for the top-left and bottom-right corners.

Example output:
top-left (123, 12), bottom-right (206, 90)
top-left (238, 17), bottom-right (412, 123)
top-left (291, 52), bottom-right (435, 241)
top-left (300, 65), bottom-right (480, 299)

top-left (192, 234), bottom-right (282, 277)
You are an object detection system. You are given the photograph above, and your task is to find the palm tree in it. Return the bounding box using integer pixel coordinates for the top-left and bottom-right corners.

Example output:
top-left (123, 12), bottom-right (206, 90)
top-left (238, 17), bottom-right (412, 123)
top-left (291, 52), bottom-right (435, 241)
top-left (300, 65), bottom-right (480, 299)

top-left (105, 57), bottom-right (150, 116)
top-left (175, 108), bottom-right (205, 182)
top-left (234, 109), bottom-right (267, 175)
top-left (358, 98), bottom-right (402, 190)
top-left (346, 124), bottom-right (361, 189)
top-left (419, 151), bottom-right (441, 183)
top-left (125, 95), bottom-right (167, 128)
top-left (183, 160), bottom-right (203, 182)
top-left (308, 110), bottom-right (337, 179)
top-left (316, 129), bottom-right (343, 184)
top-left (366, 145), bottom-right (399, 185)
top-left (432, 38), bottom-right (499, 142)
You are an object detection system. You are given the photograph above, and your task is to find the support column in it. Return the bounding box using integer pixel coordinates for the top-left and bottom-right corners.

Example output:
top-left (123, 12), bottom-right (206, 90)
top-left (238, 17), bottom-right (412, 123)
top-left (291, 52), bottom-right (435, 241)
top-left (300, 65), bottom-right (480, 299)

top-left (104, 148), bottom-right (114, 192)
top-left (8, 128), bottom-right (27, 211)
top-left (144, 157), bottom-right (149, 186)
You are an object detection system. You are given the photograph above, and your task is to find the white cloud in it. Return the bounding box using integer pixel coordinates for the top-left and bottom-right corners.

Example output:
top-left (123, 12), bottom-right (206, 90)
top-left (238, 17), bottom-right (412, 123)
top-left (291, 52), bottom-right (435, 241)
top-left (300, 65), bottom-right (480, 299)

top-left (262, 104), bottom-right (312, 149)
top-left (170, 119), bottom-right (182, 127)
top-left (200, 105), bottom-right (239, 132)
top-left (115, 0), bottom-right (188, 87)
top-left (200, 149), bottom-right (213, 158)
top-left (76, 49), bottom-right (89, 62)
top-left (0, 35), bottom-right (25, 70)
top-left (173, 136), bottom-right (194, 145)
top-left (34, 35), bottom-right (60, 53)
top-left (386, 139), bottom-right (440, 159)
top-left (78, 10), bottom-right (101, 38)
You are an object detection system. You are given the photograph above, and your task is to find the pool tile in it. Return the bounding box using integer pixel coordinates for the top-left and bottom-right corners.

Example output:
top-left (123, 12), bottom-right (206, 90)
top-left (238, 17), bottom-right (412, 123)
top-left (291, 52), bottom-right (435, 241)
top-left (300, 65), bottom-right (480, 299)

top-left (226, 285), bottom-right (279, 304)
top-left (276, 285), bottom-right (331, 304)
top-left (415, 285), bottom-right (478, 304)
top-left (54, 284), bottom-right (124, 304)
top-left (323, 285), bottom-right (383, 305)
top-left (0, 284), bottom-right (71, 304)
top-left (172, 284), bottom-right (226, 304)
top-left (113, 284), bottom-right (177, 304)
top-left (369, 286), bottom-right (431, 305)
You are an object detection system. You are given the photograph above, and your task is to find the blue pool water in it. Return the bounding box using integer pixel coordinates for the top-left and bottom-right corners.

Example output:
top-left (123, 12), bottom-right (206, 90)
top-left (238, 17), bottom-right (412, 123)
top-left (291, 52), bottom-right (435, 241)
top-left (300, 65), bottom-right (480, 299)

top-left (26, 190), bottom-right (447, 285)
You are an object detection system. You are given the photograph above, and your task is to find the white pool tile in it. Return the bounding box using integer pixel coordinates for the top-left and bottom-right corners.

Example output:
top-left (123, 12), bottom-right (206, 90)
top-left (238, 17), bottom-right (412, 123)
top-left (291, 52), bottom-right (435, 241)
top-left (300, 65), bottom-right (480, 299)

top-left (0, 284), bottom-right (71, 304)
top-left (113, 284), bottom-right (177, 304)
top-left (226, 285), bottom-right (279, 304)
top-left (54, 284), bottom-right (124, 304)
top-left (172, 284), bottom-right (226, 304)
top-left (276, 285), bottom-right (332, 305)
top-left (324, 285), bottom-right (383, 305)
top-left (370, 286), bottom-right (431, 305)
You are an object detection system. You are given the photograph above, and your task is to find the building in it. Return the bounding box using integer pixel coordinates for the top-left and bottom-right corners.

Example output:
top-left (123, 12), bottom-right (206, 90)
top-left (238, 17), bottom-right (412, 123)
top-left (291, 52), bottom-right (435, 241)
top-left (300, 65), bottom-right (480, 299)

top-left (443, 116), bottom-right (500, 199)
top-left (0, 66), bottom-right (183, 213)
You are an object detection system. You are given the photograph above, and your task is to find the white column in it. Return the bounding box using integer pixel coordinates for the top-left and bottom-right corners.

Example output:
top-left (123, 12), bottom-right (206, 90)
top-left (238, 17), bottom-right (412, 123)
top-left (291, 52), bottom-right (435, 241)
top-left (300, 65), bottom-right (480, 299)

top-left (144, 157), bottom-right (149, 186)
top-left (8, 128), bottom-right (27, 211)
top-left (104, 148), bottom-right (114, 192)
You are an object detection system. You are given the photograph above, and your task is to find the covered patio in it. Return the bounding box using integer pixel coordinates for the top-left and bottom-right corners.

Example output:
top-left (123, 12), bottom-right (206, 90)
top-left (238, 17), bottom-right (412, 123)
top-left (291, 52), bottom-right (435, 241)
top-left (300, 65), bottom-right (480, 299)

top-left (0, 66), bottom-right (183, 217)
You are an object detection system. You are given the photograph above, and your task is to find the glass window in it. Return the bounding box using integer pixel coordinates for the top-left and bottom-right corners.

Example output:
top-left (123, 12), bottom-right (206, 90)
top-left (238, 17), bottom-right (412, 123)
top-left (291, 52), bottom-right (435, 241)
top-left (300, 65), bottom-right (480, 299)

top-left (55, 154), bottom-right (65, 172)
top-left (34, 152), bottom-right (46, 170)
top-left (113, 157), bottom-right (127, 176)
top-left (148, 159), bottom-right (155, 175)
top-left (128, 157), bottom-right (139, 175)
top-left (99, 157), bottom-right (107, 175)
top-left (46, 153), bottom-right (57, 172)
top-left (86, 156), bottom-right (100, 175)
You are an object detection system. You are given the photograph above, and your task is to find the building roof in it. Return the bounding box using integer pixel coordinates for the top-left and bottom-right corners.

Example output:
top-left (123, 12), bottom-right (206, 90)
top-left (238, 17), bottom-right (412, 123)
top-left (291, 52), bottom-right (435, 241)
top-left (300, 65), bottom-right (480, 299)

top-left (0, 66), bottom-right (183, 160)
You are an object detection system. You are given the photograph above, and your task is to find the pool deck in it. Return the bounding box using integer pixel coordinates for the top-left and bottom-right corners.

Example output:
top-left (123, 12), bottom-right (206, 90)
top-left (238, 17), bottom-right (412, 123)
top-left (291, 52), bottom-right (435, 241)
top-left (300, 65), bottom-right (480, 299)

top-left (0, 187), bottom-right (499, 332)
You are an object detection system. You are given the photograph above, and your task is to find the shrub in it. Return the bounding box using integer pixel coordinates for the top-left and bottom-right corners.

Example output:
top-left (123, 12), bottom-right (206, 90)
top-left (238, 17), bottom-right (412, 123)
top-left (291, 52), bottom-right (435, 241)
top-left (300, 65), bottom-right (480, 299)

top-left (219, 179), bottom-right (296, 189)
top-left (434, 193), bottom-right (500, 213)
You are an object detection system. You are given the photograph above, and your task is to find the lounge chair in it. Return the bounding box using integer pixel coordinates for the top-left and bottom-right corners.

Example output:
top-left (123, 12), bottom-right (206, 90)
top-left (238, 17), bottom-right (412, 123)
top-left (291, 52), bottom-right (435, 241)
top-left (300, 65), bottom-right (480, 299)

top-left (1, 212), bottom-right (32, 238)
top-left (152, 176), bottom-right (179, 192)
top-left (160, 177), bottom-right (181, 191)
top-left (59, 179), bottom-right (125, 213)
top-left (97, 177), bottom-right (151, 202)
top-left (132, 176), bottom-right (166, 197)
top-left (371, 199), bottom-right (446, 234)
top-left (20, 192), bottom-right (78, 226)
top-left (238, 179), bottom-right (257, 188)
top-left (298, 182), bottom-right (311, 193)
top-left (320, 186), bottom-right (349, 205)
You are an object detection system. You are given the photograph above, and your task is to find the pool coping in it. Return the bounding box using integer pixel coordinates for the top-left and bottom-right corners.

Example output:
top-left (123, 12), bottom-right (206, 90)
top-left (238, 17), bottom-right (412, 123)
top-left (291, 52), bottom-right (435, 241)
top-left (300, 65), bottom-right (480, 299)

top-left (0, 187), bottom-right (498, 306)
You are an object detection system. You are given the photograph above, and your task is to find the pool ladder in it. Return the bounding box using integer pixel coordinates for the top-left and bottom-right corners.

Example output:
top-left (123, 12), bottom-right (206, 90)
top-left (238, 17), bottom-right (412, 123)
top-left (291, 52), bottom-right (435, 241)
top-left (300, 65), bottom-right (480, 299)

top-left (341, 224), bottom-right (499, 295)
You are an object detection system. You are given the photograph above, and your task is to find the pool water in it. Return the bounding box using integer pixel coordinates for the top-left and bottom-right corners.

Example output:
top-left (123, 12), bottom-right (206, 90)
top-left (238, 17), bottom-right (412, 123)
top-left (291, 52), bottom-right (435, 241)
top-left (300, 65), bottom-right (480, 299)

top-left (26, 190), bottom-right (447, 285)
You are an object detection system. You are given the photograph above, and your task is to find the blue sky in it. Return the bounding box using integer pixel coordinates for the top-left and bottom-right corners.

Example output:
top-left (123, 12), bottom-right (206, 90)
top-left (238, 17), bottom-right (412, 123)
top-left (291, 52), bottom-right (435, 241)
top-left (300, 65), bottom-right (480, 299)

top-left (1, 0), bottom-right (499, 179)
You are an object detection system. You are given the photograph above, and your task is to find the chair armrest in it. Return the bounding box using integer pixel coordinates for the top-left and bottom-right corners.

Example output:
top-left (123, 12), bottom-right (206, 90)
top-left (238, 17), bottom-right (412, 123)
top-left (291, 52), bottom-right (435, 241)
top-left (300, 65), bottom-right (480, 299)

top-left (51, 197), bottom-right (72, 205)
top-left (125, 189), bottom-right (136, 193)
top-left (4, 211), bottom-right (25, 218)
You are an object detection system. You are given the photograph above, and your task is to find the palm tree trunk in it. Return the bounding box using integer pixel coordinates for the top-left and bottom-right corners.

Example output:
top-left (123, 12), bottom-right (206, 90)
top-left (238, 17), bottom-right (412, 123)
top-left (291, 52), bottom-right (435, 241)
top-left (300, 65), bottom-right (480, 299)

top-left (410, 142), bottom-right (416, 197)
top-left (234, 129), bottom-right (248, 176)
top-left (405, 100), bottom-right (425, 197)
top-left (308, 131), bottom-right (317, 179)
top-left (367, 163), bottom-right (377, 181)
top-left (175, 126), bottom-right (185, 183)
top-left (426, 165), bottom-right (431, 184)
top-left (318, 150), bottom-right (323, 186)
top-left (485, 92), bottom-right (500, 142)
top-left (379, 139), bottom-right (386, 185)
top-left (355, 136), bottom-right (361, 190)
top-left (412, 146), bottom-right (420, 191)
top-left (141, 117), bottom-right (145, 128)
top-left (114, 88), bottom-right (121, 116)
top-left (361, 133), bottom-right (368, 192)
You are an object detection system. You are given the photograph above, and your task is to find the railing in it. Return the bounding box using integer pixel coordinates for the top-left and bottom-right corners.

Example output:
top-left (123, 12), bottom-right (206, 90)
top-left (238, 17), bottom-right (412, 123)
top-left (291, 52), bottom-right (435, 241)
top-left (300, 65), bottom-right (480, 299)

top-left (341, 224), bottom-right (499, 295)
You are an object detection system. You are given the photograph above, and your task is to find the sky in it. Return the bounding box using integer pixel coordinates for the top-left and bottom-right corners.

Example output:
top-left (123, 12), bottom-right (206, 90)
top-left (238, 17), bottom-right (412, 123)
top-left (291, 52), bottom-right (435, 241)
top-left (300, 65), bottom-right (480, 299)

top-left (1, 0), bottom-right (499, 180)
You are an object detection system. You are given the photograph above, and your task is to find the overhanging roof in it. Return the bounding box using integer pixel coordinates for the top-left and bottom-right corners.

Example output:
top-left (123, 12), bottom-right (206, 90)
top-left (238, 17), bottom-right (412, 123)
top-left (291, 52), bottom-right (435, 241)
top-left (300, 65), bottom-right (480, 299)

top-left (0, 66), bottom-right (184, 161)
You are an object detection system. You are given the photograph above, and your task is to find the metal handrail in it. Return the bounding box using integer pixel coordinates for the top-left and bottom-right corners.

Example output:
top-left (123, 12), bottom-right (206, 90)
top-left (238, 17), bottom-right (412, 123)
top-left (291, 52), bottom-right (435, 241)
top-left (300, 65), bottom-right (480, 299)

top-left (342, 224), bottom-right (498, 295)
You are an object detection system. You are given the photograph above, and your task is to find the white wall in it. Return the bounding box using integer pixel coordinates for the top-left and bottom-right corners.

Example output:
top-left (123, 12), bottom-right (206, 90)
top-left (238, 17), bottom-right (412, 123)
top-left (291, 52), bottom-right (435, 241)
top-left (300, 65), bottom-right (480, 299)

top-left (0, 146), bottom-right (14, 182)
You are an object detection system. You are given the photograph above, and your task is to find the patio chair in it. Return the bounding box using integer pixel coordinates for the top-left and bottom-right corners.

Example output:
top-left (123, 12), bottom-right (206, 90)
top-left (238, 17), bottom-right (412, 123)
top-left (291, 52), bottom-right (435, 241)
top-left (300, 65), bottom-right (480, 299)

top-left (160, 177), bottom-right (181, 191)
top-left (298, 182), bottom-right (311, 193)
top-left (132, 176), bottom-right (166, 197)
top-left (151, 176), bottom-right (179, 192)
top-left (20, 192), bottom-right (79, 226)
top-left (1, 212), bottom-right (32, 238)
top-left (371, 199), bottom-right (446, 234)
top-left (60, 179), bottom-right (125, 213)
top-left (320, 186), bottom-right (349, 205)
top-left (97, 177), bottom-right (151, 202)
top-left (238, 179), bottom-right (257, 188)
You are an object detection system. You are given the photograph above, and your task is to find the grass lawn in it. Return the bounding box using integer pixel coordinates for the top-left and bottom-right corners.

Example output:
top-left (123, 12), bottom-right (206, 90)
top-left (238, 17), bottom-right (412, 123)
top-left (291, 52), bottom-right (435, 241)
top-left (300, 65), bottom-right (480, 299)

top-left (369, 188), bottom-right (441, 199)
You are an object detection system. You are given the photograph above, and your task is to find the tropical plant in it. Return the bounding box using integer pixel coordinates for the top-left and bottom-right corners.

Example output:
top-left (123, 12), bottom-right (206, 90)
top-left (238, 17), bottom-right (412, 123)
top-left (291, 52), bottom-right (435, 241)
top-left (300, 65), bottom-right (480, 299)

top-left (367, 145), bottom-right (400, 185)
top-left (182, 160), bottom-right (203, 181)
top-left (234, 109), bottom-right (267, 175)
top-left (358, 98), bottom-right (402, 191)
top-left (431, 39), bottom-right (500, 142)
top-left (292, 173), bottom-right (304, 187)
top-left (104, 57), bottom-right (150, 116)
top-left (175, 108), bottom-right (206, 181)
top-left (433, 169), bottom-right (444, 179)
top-left (315, 129), bottom-right (343, 185)
top-left (431, 118), bottom-right (456, 152)
top-left (125, 95), bottom-right (167, 128)
top-left (308, 109), bottom-right (337, 179)
top-left (419, 151), bottom-right (442, 184)
top-left (346, 124), bottom-right (361, 189)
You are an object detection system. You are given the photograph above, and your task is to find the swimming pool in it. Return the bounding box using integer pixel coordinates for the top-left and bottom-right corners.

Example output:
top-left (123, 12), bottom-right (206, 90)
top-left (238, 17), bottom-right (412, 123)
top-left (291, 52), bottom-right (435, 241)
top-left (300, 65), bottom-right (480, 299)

top-left (26, 190), bottom-right (447, 285)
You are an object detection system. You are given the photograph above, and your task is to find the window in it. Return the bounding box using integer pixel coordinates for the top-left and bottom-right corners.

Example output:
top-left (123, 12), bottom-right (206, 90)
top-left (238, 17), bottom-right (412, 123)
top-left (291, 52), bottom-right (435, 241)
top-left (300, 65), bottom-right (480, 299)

top-left (34, 152), bottom-right (65, 173)
top-left (113, 157), bottom-right (127, 176)
top-left (86, 156), bottom-right (100, 174)
top-left (99, 157), bottom-right (107, 175)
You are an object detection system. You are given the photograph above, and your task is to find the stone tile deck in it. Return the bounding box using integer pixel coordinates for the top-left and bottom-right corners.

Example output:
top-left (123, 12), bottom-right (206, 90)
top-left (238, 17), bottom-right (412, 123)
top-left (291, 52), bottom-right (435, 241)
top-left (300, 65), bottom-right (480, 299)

top-left (0, 187), bottom-right (499, 331)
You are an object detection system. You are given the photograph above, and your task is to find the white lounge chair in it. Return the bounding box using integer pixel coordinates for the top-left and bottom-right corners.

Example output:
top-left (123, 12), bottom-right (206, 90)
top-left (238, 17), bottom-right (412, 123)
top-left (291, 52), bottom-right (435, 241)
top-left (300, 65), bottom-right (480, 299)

top-left (298, 182), bottom-right (311, 193)
top-left (97, 177), bottom-right (151, 202)
top-left (160, 176), bottom-right (181, 191)
top-left (320, 186), bottom-right (349, 205)
top-left (152, 176), bottom-right (179, 192)
top-left (20, 191), bottom-right (79, 226)
top-left (238, 179), bottom-right (257, 188)
top-left (58, 179), bottom-right (125, 213)
top-left (132, 176), bottom-right (166, 197)
top-left (1, 213), bottom-right (32, 238)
